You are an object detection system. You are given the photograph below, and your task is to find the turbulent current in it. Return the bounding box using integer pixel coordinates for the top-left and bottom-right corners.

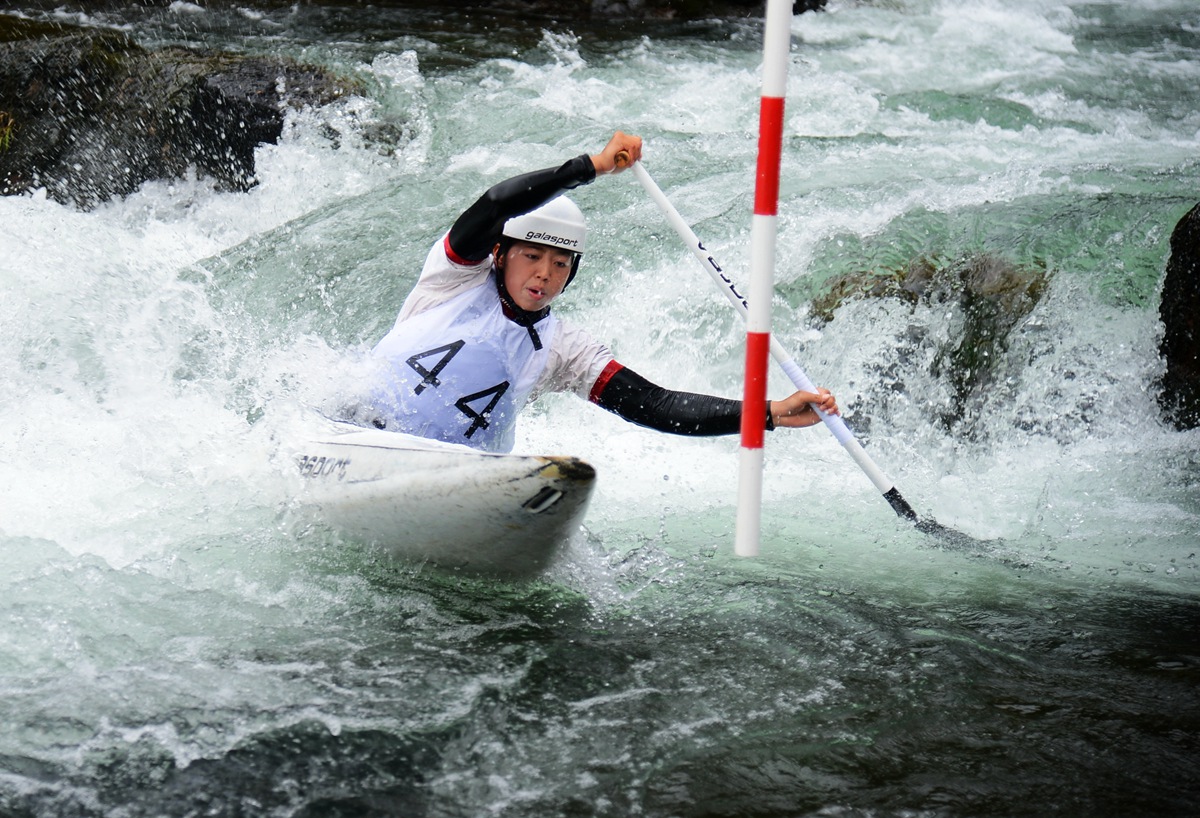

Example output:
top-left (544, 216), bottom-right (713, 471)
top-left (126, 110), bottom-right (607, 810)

top-left (1, 1), bottom-right (1197, 816)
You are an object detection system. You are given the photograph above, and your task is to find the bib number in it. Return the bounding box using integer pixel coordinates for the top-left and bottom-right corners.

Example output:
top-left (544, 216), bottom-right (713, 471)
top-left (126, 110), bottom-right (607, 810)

top-left (406, 340), bottom-right (466, 395)
top-left (406, 341), bottom-right (510, 438)
top-left (455, 381), bottom-right (511, 438)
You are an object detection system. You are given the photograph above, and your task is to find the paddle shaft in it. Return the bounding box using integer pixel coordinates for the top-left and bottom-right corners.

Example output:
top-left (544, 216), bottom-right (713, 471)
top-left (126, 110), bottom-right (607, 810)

top-left (627, 160), bottom-right (926, 525)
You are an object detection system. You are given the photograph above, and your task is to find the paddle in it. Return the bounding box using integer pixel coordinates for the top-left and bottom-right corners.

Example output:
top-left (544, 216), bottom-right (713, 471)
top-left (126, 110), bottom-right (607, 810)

top-left (616, 155), bottom-right (984, 550)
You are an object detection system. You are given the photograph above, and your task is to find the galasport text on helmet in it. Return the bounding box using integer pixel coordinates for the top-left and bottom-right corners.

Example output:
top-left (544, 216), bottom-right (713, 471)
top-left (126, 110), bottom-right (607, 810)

top-left (502, 196), bottom-right (586, 255)
top-left (501, 196), bottom-right (587, 284)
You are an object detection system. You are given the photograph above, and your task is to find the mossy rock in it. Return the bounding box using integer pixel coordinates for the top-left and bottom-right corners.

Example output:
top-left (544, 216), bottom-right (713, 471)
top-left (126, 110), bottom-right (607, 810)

top-left (812, 254), bottom-right (1045, 322)
top-left (813, 253), bottom-right (1049, 436)
top-left (0, 14), bottom-right (363, 207)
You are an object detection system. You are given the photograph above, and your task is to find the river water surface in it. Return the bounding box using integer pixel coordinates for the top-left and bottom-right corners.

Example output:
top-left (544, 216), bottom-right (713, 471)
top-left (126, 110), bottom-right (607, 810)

top-left (1, 1), bottom-right (1197, 816)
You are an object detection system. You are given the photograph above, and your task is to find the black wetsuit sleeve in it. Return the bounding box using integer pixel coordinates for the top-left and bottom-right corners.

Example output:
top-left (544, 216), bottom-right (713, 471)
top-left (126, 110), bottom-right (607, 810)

top-left (446, 154), bottom-right (597, 262)
top-left (592, 364), bottom-right (773, 436)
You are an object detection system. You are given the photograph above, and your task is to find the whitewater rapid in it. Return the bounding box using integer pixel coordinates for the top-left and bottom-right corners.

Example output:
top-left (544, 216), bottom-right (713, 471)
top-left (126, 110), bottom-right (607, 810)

top-left (1, 1), bottom-right (1197, 815)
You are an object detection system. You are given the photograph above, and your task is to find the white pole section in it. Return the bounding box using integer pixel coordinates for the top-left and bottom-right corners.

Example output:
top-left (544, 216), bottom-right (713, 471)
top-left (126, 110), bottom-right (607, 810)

top-left (735, 0), bottom-right (793, 558)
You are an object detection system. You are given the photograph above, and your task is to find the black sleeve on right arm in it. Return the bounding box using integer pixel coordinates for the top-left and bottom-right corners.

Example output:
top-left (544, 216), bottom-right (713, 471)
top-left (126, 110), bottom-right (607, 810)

top-left (594, 364), bottom-right (749, 436)
top-left (446, 154), bottom-right (597, 262)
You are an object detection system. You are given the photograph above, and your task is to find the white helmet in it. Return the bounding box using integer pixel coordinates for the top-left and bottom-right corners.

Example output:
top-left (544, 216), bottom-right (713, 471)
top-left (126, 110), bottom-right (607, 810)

top-left (501, 196), bottom-right (587, 256)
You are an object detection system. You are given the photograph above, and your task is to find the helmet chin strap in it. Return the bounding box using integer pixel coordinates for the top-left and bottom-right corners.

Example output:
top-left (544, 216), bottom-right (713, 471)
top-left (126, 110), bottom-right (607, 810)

top-left (493, 266), bottom-right (549, 350)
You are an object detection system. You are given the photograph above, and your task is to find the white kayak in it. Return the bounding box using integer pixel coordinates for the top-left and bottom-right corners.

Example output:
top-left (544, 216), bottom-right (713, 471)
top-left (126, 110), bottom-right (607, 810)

top-left (284, 416), bottom-right (596, 578)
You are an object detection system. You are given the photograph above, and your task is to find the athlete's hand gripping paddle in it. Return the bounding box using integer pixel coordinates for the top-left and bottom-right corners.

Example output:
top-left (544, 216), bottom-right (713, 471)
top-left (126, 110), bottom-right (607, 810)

top-left (619, 155), bottom-right (985, 550)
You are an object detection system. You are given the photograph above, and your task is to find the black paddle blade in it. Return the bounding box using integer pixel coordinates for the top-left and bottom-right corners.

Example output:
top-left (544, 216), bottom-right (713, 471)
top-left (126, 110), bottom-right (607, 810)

top-left (914, 516), bottom-right (991, 551)
top-left (884, 487), bottom-right (989, 551)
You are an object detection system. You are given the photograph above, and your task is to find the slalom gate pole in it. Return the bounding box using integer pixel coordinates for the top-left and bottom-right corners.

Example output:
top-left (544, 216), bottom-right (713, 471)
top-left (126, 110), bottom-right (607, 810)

top-left (734, 0), bottom-right (794, 557)
top-left (628, 159), bottom-right (985, 551)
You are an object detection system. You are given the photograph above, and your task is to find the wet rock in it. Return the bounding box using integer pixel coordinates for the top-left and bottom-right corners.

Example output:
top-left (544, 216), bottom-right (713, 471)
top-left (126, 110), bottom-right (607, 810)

top-left (6, 0), bottom-right (827, 25)
top-left (929, 255), bottom-right (1046, 433)
top-left (813, 254), bottom-right (1048, 436)
top-left (410, 0), bottom-right (826, 19)
top-left (0, 0), bottom-right (826, 209)
top-left (1157, 202), bottom-right (1200, 430)
top-left (0, 16), bottom-right (358, 208)
top-left (597, 0), bottom-right (822, 13)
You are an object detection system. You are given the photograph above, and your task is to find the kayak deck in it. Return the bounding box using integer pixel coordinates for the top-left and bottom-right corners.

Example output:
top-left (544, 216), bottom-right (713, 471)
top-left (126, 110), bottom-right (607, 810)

top-left (287, 419), bottom-right (596, 578)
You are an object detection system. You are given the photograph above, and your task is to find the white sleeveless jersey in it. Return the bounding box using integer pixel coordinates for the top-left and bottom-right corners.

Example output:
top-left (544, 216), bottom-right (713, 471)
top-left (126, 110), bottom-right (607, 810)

top-left (367, 235), bottom-right (614, 452)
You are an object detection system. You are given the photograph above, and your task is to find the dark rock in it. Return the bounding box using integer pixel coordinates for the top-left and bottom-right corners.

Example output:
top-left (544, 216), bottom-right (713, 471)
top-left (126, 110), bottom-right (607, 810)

top-left (1157, 202), bottom-right (1200, 430)
top-left (813, 254), bottom-right (1048, 437)
top-left (4, 0), bottom-right (826, 27)
top-left (185, 52), bottom-right (352, 190)
top-left (927, 255), bottom-right (1047, 431)
top-left (390, 0), bottom-right (826, 19)
top-left (587, 0), bottom-right (825, 13)
top-left (0, 15), bottom-right (359, 208)
top-left (0, 0), bottom-right (826, 208)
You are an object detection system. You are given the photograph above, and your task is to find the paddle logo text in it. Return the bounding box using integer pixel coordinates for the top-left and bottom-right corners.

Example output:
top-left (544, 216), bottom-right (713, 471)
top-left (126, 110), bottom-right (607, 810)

top-left (298, 454), bottom-right (350, 480)
top-left (698, 239), bottom-right (747, 309)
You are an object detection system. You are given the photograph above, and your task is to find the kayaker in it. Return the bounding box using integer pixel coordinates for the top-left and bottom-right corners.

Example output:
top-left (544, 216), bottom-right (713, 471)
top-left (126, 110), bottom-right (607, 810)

top-left (359, 130), bottom-right (839, 452)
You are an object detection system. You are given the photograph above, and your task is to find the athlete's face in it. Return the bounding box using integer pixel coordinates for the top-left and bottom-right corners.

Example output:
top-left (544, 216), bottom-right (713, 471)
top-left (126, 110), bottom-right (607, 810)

top-left (497, 241), bottom-right (576, 312)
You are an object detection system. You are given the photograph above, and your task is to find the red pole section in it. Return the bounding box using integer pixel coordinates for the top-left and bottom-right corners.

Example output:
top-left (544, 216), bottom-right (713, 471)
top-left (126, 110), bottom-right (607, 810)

top-left (736, 0), bottom-right (792, 558)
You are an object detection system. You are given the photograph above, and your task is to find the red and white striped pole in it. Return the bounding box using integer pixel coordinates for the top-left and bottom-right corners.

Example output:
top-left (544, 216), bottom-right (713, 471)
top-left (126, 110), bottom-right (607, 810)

top-left (735, 0), bottom-right (792, 558)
